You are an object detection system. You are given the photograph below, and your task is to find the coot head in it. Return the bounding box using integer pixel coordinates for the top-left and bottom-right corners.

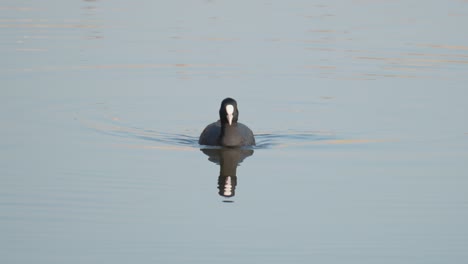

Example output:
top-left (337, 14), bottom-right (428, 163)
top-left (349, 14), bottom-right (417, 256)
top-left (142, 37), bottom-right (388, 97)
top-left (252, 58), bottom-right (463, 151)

top-left (219, 98), bottom-right (239, 126)
top-left (199, 97), bottom-right (255, 146)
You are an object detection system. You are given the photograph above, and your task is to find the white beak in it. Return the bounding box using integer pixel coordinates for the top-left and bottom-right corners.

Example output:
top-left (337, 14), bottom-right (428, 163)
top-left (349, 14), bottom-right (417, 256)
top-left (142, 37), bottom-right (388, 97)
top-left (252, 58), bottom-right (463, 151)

top-left (226, 104), bottom-right (234, 125)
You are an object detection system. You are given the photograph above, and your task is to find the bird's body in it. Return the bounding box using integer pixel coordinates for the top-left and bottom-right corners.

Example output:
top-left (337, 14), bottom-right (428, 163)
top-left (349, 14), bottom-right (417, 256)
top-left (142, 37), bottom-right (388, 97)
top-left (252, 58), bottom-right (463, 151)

top-left (199, 98), bottom-right (255, 147)
top-left (199, 121), bottom-right (255, 147)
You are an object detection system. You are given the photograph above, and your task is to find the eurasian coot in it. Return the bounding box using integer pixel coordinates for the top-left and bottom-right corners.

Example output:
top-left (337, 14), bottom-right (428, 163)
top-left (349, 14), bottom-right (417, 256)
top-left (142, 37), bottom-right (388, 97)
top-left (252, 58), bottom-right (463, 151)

top-left (199, 98), bottom-right (255, 147)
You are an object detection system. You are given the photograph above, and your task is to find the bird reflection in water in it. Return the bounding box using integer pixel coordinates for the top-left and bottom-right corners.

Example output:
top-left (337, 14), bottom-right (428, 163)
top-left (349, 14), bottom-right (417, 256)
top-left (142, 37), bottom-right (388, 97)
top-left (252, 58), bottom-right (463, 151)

top-left (200, 148), bottom-right (254, 199)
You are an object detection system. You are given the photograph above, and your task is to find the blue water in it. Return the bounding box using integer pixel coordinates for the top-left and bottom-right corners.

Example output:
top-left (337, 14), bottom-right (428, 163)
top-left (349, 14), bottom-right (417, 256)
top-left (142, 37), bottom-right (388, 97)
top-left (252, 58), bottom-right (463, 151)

top-left (1, 1), bottom-right (468, 263)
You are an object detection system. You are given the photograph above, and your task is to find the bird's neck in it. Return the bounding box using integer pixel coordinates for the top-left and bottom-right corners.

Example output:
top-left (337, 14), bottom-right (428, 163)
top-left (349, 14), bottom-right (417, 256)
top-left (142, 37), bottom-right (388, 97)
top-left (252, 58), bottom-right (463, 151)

top-left (219, 123), bottom-right (240, 146)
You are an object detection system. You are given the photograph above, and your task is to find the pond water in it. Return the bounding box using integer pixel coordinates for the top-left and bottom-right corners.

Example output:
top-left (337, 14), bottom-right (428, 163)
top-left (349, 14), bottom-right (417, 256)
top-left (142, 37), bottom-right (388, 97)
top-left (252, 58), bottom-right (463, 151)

top-left (1, 0), bottom-right (468, 263)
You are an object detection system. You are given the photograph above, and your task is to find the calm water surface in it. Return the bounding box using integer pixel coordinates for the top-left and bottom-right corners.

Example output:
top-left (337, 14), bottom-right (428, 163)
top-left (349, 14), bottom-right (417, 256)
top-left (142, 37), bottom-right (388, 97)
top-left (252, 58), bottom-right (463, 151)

top-left (1, 1), bottom-right (468, 263)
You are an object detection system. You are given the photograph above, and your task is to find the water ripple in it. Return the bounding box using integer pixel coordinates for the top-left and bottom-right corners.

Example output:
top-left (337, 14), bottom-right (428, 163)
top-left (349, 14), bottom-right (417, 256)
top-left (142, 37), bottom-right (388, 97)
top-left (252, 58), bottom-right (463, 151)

top-left (81, 118), bottom-right (379, 150)
top-left (254, 131), bottom-right (337, 148)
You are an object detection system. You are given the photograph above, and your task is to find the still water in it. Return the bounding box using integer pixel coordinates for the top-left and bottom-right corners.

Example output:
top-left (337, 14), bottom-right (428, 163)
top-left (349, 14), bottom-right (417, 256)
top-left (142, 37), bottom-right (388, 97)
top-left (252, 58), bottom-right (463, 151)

top-left (1, 0), bottom-right (468, 263)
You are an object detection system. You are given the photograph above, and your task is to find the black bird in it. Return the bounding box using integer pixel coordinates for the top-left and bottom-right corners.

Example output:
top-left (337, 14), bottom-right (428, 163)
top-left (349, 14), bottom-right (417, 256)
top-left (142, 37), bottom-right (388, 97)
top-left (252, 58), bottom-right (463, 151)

top-left (199, 98), bottom-right (255, 147)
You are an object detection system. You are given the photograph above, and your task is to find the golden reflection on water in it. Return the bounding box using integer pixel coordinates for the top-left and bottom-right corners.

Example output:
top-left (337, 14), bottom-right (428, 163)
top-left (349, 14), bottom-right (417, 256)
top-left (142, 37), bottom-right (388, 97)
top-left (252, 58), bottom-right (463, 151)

top-left (419, 44), bottom-right (468, 51)
top-left (2, 1), bottom-right (467, 82)
top-left (274, 138), bottom-right (395, 148)
top-left (15, 48), bottom-right (47, 52)
top-left (0, 7), bottom-right (37, 11)
top-left (0, 23), bottom-right (99, 28)
top-left (11, 64), bottom-right (238, 74)
top-left (357, 55), bottom-right (468, 66)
